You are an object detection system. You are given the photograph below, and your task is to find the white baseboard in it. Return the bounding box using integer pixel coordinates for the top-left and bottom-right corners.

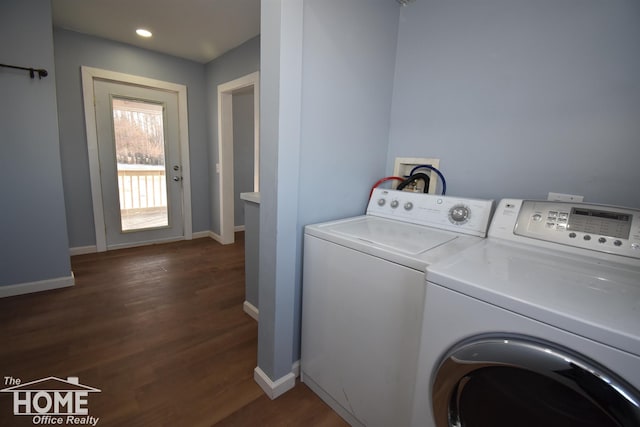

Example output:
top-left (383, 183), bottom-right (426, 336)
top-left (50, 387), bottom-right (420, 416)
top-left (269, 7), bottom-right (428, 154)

top-left (243, 301), bottom-right (259, 321)
top-left (291, 360), bottom-right (300, 378)
top-left (253, 366), bottom-right (296, 400)
top-left (71, 231), bottom-right (236, 252)
top-left (107, 236), bottom-right (185, 251)
top-left (191, 231), bottom-right (212, 239)
top-left (0, 273), bottom-right (75, 298)
top-left (69, 245), bottom-right (97, 256)
top-left (209, 231), bottom-right (223, 244)
top-left (193, 230), bottom-right (244, 244)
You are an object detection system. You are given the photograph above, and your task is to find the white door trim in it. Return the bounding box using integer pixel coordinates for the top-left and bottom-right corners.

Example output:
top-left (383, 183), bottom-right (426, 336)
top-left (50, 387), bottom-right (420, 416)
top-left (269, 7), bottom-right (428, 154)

top-left (217, 71), bottom-right (260, 245)
top-left (81, 66), bottom-right (192, 252)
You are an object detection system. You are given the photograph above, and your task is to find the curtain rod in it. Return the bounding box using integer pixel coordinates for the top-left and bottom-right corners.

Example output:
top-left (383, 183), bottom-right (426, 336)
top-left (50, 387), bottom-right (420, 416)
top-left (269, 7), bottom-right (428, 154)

top-left (0, 63), bottom-right (48, 79)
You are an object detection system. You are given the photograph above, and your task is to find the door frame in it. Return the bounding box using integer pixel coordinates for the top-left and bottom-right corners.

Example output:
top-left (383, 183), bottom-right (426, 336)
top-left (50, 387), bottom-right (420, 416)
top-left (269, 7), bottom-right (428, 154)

top-left (81, 66), bottom-right (192, 252)
top-left (217, 71), bottom-right (260, 245)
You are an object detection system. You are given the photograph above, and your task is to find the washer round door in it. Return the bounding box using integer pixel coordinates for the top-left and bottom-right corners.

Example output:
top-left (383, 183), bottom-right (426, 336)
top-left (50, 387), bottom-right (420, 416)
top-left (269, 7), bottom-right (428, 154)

top-left (432, 336), bottom-right (640, 427)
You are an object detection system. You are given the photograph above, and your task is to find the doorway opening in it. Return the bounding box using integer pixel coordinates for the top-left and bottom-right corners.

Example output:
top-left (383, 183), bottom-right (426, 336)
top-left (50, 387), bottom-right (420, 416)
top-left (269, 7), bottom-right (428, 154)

top-left (217, 71), bottom-right (260, 244)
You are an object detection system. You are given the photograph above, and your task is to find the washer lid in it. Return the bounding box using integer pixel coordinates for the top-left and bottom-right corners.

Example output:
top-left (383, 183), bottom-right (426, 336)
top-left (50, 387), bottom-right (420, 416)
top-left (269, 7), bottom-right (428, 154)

top-left (427, 239), bottom-right (640, 356)
top-left (305, 215), bottom-right (484, 271)
top-left (329, 217), bottom-right (456, 255)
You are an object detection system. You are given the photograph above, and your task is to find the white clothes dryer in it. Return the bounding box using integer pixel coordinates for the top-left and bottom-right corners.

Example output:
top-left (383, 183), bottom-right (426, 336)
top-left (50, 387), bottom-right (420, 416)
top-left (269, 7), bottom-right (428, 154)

top-left (301, 189), bottom-right (494, 427)
top-left (412, 199), bottom-right (640, 427)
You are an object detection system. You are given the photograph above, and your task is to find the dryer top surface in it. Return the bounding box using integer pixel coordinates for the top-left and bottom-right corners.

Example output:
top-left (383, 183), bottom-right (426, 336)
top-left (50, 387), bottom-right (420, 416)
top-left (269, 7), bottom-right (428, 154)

top-left (428, 239), bottom-right (640, 356)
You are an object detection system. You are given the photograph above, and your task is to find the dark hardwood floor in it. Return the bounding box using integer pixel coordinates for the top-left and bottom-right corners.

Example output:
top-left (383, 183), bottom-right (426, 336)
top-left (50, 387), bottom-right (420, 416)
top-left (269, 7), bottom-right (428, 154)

top-left (0, 234), bottom-right (347, 426)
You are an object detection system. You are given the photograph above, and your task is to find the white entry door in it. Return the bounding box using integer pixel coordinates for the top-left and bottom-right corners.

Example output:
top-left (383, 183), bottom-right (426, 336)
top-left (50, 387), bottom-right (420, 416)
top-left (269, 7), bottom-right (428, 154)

top-left (93, 80), bottom-right (184, 249)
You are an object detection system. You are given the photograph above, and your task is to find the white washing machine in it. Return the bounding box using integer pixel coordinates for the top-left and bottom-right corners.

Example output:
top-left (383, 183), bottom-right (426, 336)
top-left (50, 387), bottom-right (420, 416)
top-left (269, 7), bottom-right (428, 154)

top-left (301, 189), bottom-right (494, 427)
top-left (412, 199), bottom-right (640, 427)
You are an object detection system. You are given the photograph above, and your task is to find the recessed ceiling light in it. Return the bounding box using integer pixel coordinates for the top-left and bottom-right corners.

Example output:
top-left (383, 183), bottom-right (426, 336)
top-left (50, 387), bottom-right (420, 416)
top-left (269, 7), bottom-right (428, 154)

top-left (136, 28), bottom-right (152, 38)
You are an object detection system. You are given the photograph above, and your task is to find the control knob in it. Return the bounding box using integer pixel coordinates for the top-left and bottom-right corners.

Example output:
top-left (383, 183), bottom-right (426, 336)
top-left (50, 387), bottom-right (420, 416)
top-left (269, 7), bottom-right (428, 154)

top-left (449, 204), bottom-right (471, 225)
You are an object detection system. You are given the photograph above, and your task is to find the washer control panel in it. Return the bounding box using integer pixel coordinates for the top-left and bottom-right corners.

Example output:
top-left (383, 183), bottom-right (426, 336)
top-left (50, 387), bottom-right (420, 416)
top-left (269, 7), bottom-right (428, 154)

top-left (367, 189), bottom-right (494, 237)
top-left (492, 199), bottom-right (640, 259)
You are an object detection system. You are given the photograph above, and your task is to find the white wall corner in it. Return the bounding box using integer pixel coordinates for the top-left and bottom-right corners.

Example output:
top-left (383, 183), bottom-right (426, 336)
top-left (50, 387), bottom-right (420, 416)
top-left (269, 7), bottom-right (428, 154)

top-left (191, 230), bottom-right (214, 240)
top-left (291, 360), bottom-right (300, 378)
top-left (192, 231), bottom-right (236, 245)
top-left (0, 273), bottom-right (75, 298)
top-left (243, 301), bottom-right (259, 321)
top-left (209, 231), bottom-right (224, 244)
top-left (253, 366), bottom-right (296, 400)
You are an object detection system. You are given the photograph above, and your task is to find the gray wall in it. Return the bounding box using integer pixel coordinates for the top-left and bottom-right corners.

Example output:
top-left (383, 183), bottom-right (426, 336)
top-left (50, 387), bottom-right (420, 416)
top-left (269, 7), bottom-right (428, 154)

top-left (243, 199), bottom-right (260, 308)
top-left (259, 0), bottom-right (299, 381)
top-left (299, 0), bottom-right (399, 223)
top-left (388, 0), bottom-right (640, 208)
top-left (233, 89), bottom-right (256, 227)
top-left (257, 0), bottom-right (399, 381)
top-left (53, 29), bottom-right (211, 247)
top-left (0, 0), bottom-right (72, 286)
top-left (205, 36), bottom-right (260, 235)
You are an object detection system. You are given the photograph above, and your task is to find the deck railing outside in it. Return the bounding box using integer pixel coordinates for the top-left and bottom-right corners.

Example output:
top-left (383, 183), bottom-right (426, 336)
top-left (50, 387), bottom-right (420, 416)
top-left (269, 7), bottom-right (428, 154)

top-left (117, 166), bottom-right (167, 211)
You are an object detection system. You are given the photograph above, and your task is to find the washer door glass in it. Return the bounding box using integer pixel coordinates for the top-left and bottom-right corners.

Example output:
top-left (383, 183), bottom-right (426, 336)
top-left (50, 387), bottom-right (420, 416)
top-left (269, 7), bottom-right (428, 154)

top-left (432, 337), bottom-right (640, 427)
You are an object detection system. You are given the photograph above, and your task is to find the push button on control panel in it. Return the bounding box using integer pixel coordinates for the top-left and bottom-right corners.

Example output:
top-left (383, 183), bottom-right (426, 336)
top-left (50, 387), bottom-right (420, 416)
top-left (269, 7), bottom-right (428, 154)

top-left (537, 210), bottom-right (571, 231)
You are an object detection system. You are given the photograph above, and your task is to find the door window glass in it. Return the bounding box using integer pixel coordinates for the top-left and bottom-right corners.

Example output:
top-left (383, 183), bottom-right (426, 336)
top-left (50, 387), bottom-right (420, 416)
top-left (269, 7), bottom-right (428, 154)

top-left (111, 98), bottom-right (168, 231)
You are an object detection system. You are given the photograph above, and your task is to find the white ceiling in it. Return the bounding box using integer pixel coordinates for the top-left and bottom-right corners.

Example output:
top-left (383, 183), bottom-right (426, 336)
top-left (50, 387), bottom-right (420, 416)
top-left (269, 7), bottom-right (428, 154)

top-left (52, 0), bottom-right (261, 64)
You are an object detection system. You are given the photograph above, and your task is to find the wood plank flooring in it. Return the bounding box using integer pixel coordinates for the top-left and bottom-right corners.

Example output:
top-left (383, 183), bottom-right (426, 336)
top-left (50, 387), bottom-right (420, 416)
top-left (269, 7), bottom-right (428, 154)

top-left (0, 235), bottom-right (347, 426)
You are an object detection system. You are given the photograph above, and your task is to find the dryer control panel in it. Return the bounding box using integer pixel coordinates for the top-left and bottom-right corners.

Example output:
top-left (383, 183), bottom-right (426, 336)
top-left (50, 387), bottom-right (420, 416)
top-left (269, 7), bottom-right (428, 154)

top-left (490, 199), bottom-right (640, 259)
top-left (367, 189), bottom-right (494, 237)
